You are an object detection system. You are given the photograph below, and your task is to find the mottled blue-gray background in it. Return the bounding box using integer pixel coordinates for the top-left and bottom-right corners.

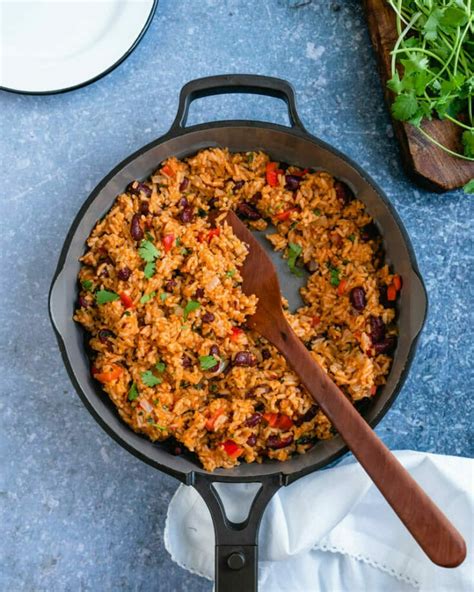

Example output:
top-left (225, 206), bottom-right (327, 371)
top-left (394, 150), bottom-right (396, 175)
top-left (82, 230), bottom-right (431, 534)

top-left (1, 0), bottom-right (472, 590)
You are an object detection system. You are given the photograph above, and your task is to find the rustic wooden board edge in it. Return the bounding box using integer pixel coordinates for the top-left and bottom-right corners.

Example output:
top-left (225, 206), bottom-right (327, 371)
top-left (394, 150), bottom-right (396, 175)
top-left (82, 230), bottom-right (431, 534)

top-left (363, 0), bottom-right (474, 192)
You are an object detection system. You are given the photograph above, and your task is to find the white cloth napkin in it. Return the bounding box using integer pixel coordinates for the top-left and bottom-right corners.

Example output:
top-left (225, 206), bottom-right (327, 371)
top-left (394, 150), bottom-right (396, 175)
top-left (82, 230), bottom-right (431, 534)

top-left (164, 451), bottom-right (473, 591)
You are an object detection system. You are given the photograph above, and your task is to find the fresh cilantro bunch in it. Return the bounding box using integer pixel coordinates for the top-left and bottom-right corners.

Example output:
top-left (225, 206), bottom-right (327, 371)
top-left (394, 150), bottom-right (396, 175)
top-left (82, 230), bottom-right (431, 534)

top-left (386, 0), bottom-right (474, 175)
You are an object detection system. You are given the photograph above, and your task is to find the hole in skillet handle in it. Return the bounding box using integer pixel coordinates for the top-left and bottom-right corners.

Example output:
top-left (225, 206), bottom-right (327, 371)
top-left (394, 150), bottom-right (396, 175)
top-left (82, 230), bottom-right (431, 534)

top-left (169, 74), bottom-right (307, 133)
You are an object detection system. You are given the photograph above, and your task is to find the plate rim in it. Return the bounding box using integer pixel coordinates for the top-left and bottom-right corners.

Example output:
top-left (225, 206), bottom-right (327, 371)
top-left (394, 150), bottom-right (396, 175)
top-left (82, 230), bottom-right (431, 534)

top-left (0, 0), bottom-right (159, 96)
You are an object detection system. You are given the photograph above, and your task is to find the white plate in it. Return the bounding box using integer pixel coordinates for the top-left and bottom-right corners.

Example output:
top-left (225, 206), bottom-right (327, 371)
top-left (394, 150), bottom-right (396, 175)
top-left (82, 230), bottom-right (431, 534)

top-left (0, 0), bottom-right (157, 94)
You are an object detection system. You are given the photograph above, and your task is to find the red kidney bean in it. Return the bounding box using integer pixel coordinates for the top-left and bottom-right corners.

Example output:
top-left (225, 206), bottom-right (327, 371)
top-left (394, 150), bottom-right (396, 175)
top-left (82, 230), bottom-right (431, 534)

top-left (202, 311), bottom-right (215, 323)
top-left (245, 413), bottom-right (262, 427)
top-left (233, 180), bottom-right (245, 191)
top-left (334, 181), bottom-right (353, 205)
top-left (249, 191), bottom-right (262, 205)
top-left (294, 404), bottom-right (319, 426)
top-left (261, 348), bottom-right (271, 360)
top-left (370, 316), bottom-right (386, 344)
top-left (180, 206), bottom-right (194, 224)
top-left (246, 434), bottom-right (257, 447)
top-left (164, 279), bottom-right (176, 292)
top-left (131, 214), bottom-right (144, 241)
top-left (181, 355), bottom-right (192, 368)
top-left (267, 434), bottom-right (294, 449)
top-left (194, 287), bottom-right (204, 299)
top-left (306, 260), bottom-right (318, 273)
top-left (179, 178), bottom-right (189, 192)
top-left (233, 351), bottom-right (256, 367)
top-left (361, 222), bottom-right (379, 241)
top-left (350, 287), bottom-right (366, 311)
top-left (127, 181), bottom-right (152, 197)
top-left (374, 336), bottom-right (397, 355)
top-left (236, 201), bottom-right (261, 221)
top-left (285, 175), bottom-right (301, 192)
top-left (178, 196), bottom-right (189, 208)
top-left (117, 267), bottom-right (132, 281)
top-left (140, 201), bottom-right (150, 215)
top-left (209, 345), bottom-right (220, 357)
top-left (78, 295), bottom-right (90, 308)
top-left (208, 197), bottom-right (217, 209)
top-left (98, 329), bottom-right (114, 343)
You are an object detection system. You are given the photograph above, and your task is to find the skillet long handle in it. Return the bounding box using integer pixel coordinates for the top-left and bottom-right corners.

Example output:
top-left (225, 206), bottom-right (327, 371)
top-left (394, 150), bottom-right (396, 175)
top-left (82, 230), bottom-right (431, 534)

top-left (277, 323), bottom-right (466, 568)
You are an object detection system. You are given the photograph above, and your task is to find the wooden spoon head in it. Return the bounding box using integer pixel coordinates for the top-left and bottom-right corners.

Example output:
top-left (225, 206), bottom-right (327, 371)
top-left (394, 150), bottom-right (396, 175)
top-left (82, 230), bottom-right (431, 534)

top-left (213, 211), bottom-right (286, 339)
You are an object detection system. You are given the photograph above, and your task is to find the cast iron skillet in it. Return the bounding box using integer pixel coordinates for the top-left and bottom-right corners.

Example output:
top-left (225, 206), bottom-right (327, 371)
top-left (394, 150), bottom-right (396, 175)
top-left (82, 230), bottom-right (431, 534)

top-left (49, 75), bottom-right (428, 592)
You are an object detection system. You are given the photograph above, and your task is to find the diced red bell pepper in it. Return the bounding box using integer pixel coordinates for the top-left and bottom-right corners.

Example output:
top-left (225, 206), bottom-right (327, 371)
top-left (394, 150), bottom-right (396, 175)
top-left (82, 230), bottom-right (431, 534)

top-left (337, 279), bottom-right (347, 296)
top-left (311, 315), bottom-right (321, 327)
top-left (207, 228), bottom-right (220, 242)
top-left (393, 274), bottom-right (402, 291)
top-left (205, 409), bottom-right (224, 431)
top-left (370, 385), bottom-right (377, 395)
top-left (230, 327), bottom-right (243, 342)
top-left (276, 414), bottom-right (293, 430)
top-left (221, 439), bottom-right (244, 458)
top-left (266, 162), bottom-right (282, 187)
top-left (94, 364), bottom-right (123, 383)
top-left (119, 292), bottom-right (134, 309)
top-left (162, 234), bottom-right (175, 253)
top-left (263, 413), bottom-right (279, 427)
top-left (275, 208), bottom-right (297, 222)
top-left (387, 285), bottom-right (397, 301)
top-left (161, 164), bottom-right (175, 177)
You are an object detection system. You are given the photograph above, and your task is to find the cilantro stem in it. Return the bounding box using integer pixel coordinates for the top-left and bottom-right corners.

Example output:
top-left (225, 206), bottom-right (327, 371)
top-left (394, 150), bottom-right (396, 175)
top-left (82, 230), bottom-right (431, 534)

top-left (444, 114), bottom-right (473, 131)
top-left (417, 126), bottom-right (474, 161)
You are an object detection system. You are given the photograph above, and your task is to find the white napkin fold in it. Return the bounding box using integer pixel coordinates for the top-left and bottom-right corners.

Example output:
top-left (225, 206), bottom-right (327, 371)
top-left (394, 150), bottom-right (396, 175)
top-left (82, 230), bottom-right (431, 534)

top-left (164, 451), bottom-right (473, 591)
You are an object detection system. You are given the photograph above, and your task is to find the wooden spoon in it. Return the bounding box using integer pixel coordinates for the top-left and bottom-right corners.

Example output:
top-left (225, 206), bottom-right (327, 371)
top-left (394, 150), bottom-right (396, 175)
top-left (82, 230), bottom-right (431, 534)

top-left (217, 210), bottom-right (466, 568)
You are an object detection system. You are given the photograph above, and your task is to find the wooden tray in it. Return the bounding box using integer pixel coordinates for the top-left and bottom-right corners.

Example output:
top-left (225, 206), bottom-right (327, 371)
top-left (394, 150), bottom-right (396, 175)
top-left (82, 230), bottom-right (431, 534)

top-left (363, 0), bottom-right (474, 192)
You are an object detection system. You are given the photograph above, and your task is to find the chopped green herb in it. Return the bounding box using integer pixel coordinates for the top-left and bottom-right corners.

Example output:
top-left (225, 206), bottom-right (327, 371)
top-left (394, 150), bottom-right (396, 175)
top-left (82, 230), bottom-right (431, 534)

top-left (159, 292), bottom-right (168, 302)
top-left (199, 355), bottom-right (218, 370)
top-left (289, 222), bottom-right (298, 230)
top-left (140, 291), bottom-right (156, 304)
top-left (180, 247), bottom-right (189, 256)
top-left (176, 237), bottom-right (182, 246)
top-left (155, 361), bottom-right (166, 373)
top-left (183, 300), bottom-right (200, 320)
top-left (128, 382), bottom-right (138, 401)
top-left (247, 152), bottom-right (254, 163)
top-left (144, 261), bottom-right (155, 279)
top-left (209, 382), bottom-right (218, 393)
top-left (141, 370), bottom-right (163, 387)
top-left (124, 311), bottom-right (131, 317)
top-left (226, 269), bottom-right (236, 277)
top-left (348, 234), bottom-right (356, 242)
top-left (81, 279), bottom-right (94, 292)
top-left (96, 289), bottom-right (119, 305)
top-left (287, 242), bottom-right (303, 277)
top-left (138, 239), bottom-right (160, 262)
top-left (197, 208), bottom-right (207, 218)
top-left (145, 231), bottom-right (154, 241)
top-left (464, 179), bottom-right (474, 194)
top-left (313, 209), bottom-right (321, 216)
top-left (329, 267), bottom-right (340, 287)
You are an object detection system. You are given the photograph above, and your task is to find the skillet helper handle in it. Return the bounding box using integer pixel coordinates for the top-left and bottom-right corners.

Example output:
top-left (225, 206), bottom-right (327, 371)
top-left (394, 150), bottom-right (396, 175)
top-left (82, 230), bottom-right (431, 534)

top-left (170, 73), bottom-right (306, 131)
top-left (274, 323), bottom-right (466, 568)
top-left (192, 475), bottom-right (281, 592)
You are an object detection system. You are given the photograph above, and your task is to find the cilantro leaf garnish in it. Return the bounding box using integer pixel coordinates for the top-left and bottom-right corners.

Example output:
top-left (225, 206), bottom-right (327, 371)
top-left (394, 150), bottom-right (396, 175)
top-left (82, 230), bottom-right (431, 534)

top-left (329, 267), bottom-right (340, 287)
top-left (199, 355), bottom-right (218, 370)
top-left (81, 279), bottom-right (94, 292)
top-left (155, 361), bottom-right (166, 373)
top-left (392, 93), bottom-right (419, 121)
top-left (140, 291), bottom-right (156, 304)
top-left (141, 370), bottom-right (162, 387)
top-left (183, 300), bottom-right (200, 320)
top-left (348, 234), bottom-right (356, 242)
top-left (464, 179), bottom-right (474, 194)
top-left (287, 242), bottom-right (303, 277)
top-left (138, 239), bottom-right (160, 263)
top-left (159, 293), bottom-right (168, 302)
top-left (96, 290), bottom-right (119, 305)
top-left (226, 269), bottom-right (236, 277)
top-left (128, 382), bottom-right (138, 401)
top-left (144, 261), bottom-right (155, 279)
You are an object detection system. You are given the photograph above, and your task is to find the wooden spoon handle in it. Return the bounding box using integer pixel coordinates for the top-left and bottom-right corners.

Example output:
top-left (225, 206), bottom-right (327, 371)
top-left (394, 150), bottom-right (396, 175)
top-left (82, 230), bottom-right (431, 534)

top-left (277, 323), bottom-right (466, 568)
